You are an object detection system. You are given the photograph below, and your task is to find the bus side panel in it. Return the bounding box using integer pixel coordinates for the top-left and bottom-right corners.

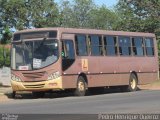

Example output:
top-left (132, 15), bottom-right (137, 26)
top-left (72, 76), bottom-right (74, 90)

top-left (87, 73), bottom-right (129, 87)
top-left (99, 57), bottom-right (130, 87)
top-left (62, 75), bottom-right (77, 89)
top-left (138, 72), bottom-right (158, 85)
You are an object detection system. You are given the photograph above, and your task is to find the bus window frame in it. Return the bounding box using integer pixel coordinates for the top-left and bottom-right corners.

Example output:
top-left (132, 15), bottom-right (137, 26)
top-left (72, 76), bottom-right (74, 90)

top-left (75, 34), bottom-right (88, 56)
top-left (88, 34), bottom-right (103, 56)
top-left (118, 36), bottom-right (132, 56)
top-left (131, 36), bottom-right (145, 57)
top-left (103, 35), bottom-right (118, 57)
top-left (144, 37), bottom-right (155, 57)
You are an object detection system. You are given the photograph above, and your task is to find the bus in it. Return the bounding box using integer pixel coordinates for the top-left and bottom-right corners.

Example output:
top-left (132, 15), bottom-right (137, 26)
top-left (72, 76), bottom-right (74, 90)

top-left (11, 28), bottom-right (159, 97)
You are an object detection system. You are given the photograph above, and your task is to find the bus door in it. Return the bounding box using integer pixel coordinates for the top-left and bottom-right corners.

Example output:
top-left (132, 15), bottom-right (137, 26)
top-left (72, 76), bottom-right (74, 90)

top-left (61, 34), bottom-right (75, 72)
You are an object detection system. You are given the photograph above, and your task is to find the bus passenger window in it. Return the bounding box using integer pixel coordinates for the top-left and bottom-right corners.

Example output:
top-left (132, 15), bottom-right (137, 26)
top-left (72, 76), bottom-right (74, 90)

top-left (90, 35), bottom-right (103, 56)
top-left (145, 38), bottom-right (154, 56)
top-left (104, 36), bottom-right (117, 56)
top-left (132, 37), bottom-right (144, 56)
top-left (75, 35), bottom-right (88, 56)
top-left (118, 37), bottom-right (131, 56)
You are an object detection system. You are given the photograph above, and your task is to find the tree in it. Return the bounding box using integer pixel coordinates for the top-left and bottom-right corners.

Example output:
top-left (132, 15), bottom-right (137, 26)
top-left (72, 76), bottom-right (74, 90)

top-left (0, 25), bottom-right (11, 67)
top-left (59, 0), bottom-right (75, 27)
top-left (59, 0), bottom-right (119, 30)
top-left (26, 0), bottom-right (59, 28)
top-left (115, 0), bottom-right (160, 33)
top-left (0, 0), bottom-right (28, 30)
top-left (72, 0), bottom-right (95, 28)
top-left (0, 26), bottom-right (12, 44)
top-left (89, 5), bottom-right (119, 30)
top-left (60, 0), bottom-right (95, 28)
top-left (0, 0), bottom-right (59, 30)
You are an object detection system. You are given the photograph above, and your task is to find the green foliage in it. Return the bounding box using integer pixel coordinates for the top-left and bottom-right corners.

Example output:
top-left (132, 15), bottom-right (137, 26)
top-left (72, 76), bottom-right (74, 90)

top-left (0, 47), bottom-right (4, 67)
top-left (89, 5), bottom-right (119, 30)
top-left (60, 0), bottom-right (95, 28)
top-left (0, 0), bottom-right (119, 30)
top-left (59, 0), bottom-right (118, 30)
top-left (0, 45), bottom-right (10, 68)
top-left (115, 0), bottom-right (160, 33)
top-left (0, 0), bottom-right (28, 30)
top-left (72, 0), bottom-right (95, 28)
top-left (26, 0), bottom-right (59, 28)
top-left (0, 0), bottom-right (59, 30)
top-left (1, 26), bottom-right (12, 44)
top-left (4, 47), bottom-right (10, 67)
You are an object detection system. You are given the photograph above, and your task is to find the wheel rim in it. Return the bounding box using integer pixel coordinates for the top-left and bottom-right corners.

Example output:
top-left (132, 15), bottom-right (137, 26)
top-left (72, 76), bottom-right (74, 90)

top-left (78, 81), bottom-right (85, 92)
top-left (131, 78), bottom-right (136, 89)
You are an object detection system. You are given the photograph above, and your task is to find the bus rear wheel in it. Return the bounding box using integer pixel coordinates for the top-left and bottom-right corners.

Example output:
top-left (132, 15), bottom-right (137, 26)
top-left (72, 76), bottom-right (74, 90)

top-left (129, 74), bottom-right (138, 91)
top-left (74, 76), bottom-right (87, 96)
top-left (121, 74), bottom-right (138, 92)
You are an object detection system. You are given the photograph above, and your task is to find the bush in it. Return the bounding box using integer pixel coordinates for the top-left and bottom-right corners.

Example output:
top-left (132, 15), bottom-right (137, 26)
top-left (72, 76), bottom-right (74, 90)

top-left (0, 47), bottom-right (4, 67)
top-left (0, 45), bottom-right (10, 68)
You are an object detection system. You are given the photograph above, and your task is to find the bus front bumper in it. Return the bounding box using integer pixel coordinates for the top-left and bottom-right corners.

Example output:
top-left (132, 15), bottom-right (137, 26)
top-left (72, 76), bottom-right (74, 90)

top-left (11, 77), bottom-right (63, 91)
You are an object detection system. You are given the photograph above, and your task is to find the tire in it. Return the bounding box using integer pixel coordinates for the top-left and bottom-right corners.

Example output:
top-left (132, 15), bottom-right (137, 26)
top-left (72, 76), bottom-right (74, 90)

top-left (74, 76), bottom-right (87, 96)
top-left (120, 74), bottom-right (138, 92)
top-left (12, 91), bottom-right (16, 98)
top-left (32, 91), bottom-right (45, 98)
top-left (128, 74), bottom-right (138, 92)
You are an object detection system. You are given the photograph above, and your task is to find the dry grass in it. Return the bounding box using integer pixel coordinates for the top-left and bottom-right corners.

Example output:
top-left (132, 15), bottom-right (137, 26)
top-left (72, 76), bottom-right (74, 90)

top-left (138, 79), bottom-right (160, 90)
top-left (150, 79), bottom-right (160, 86)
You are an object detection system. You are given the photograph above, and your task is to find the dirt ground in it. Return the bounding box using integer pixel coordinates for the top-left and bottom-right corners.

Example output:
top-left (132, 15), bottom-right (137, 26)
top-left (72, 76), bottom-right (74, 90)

top-left (0, 80), bottom-right (160, 102)
top-left (138, 85), bottom-right (160, 90)
top-left (0, 86), bottom-right (12, 102)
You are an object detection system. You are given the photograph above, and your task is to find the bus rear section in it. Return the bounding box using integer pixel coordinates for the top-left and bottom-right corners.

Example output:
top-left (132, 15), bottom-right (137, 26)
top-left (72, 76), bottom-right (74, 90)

top-left (60, 31), bottom-right (159, 96)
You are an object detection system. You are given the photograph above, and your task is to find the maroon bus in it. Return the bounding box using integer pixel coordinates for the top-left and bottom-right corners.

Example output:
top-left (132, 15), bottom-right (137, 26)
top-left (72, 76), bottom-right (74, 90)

top-left (11, 28), bottom-right (159, 97)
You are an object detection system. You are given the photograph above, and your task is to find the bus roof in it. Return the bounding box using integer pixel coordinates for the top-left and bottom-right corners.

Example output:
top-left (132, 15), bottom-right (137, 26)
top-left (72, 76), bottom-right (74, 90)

top-left (14, 27), bottom-right (155, 38)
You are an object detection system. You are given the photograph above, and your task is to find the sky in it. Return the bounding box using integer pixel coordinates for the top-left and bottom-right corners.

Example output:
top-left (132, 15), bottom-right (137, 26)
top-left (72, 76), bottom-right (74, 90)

top-left (94, 0), bottom-right (118, 7)
top-left (55, 0), bottom-right (118, 8)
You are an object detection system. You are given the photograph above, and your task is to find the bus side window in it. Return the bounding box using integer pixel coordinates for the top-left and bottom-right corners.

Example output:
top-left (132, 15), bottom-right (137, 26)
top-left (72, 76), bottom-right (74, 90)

top-left (118, 36), bottom-right (131, 56)
top-left (75, 35), bottom-right (88, 56)
top-left (132, 37), bottom-right (144, 56)
top-left (104, 36), bottom-right (117, 56)
top-left (144, 38), bottom-right (154, 56)
top-left (89, 35), bottom-right (103, 56)
top-left (62, 40), bottom-right (75, 71)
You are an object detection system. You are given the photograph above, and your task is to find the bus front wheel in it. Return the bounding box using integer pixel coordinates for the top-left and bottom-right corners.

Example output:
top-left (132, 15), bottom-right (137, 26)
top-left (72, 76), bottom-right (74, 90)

top-left (12, 91), bottom-right (16, 98)
top-left (74, 76), bottom-right (87, 96)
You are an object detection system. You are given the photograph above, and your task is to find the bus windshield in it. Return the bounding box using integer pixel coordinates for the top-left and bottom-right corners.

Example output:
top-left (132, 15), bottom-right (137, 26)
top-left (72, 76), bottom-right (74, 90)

top-left (11, 39), bottom-right (59, 70)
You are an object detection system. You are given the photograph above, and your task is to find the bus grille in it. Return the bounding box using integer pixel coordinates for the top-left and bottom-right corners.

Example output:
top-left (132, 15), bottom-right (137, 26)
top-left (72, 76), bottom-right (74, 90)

top-left (22, 72), bottom-right (46, 79)
top-left (24, 84), bottom-right (45, 88)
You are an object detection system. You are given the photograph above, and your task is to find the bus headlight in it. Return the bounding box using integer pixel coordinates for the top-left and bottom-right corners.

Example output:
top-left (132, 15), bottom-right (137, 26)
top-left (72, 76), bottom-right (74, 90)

top-left (11, 74), bottom-right (21, 82)
top-left (47, 71), bottom-right (60, 80)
